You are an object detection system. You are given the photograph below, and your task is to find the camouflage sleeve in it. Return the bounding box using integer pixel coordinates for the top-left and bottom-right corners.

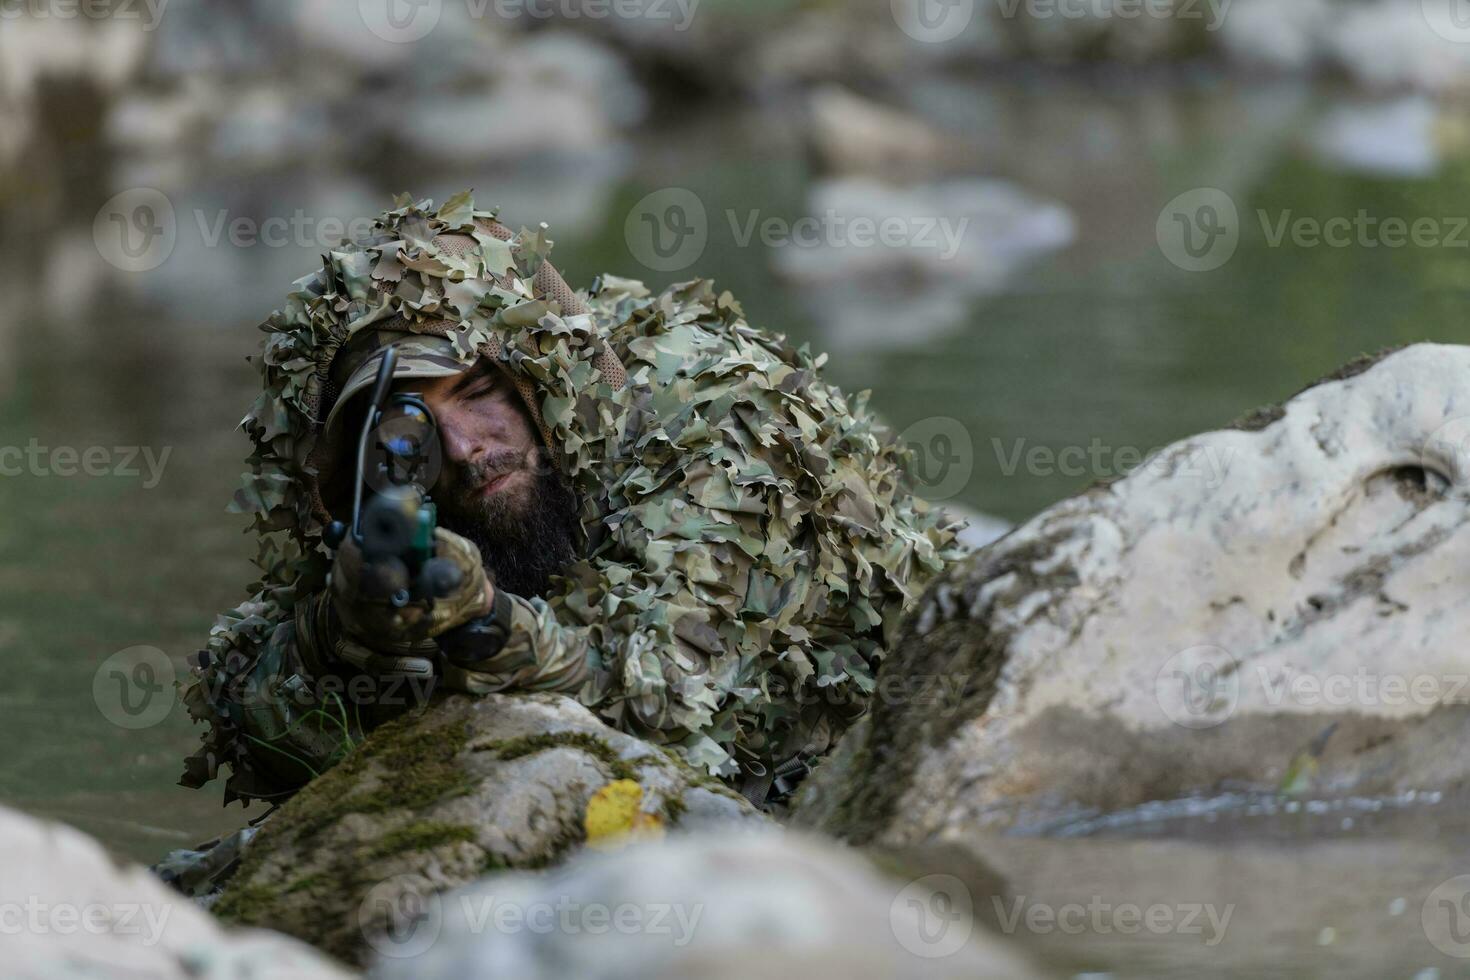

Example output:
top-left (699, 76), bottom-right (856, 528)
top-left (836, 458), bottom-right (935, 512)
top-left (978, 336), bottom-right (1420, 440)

top-left (181, 591), bottom-right (419, 803)
top-left (439, 594), bottom-right (594, 696)
top-left (436, 577), bottom-right (743, 777)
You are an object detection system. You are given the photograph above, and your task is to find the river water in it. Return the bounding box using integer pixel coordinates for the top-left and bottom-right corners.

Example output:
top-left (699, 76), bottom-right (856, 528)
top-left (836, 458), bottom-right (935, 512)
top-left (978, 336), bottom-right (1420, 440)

top-left (3, 72), bottom-right (1469, 975)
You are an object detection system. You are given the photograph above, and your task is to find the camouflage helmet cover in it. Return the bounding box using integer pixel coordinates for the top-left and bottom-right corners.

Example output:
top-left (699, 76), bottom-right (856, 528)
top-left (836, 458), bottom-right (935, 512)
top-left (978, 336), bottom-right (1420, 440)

top-left (228, 191), bottom-right (624, 592)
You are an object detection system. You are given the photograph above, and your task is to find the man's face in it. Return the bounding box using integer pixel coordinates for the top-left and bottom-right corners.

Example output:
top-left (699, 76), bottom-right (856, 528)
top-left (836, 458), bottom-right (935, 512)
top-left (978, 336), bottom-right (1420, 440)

top-left (409, 359), bottom-right (541, 516)
top-left (398, 358), bottom-right (579, 597)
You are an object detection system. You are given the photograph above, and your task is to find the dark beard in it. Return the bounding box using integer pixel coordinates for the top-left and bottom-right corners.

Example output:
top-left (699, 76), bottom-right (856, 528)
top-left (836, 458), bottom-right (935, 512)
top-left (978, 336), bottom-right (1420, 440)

top-left (435, 453), bottom-right (580, 599)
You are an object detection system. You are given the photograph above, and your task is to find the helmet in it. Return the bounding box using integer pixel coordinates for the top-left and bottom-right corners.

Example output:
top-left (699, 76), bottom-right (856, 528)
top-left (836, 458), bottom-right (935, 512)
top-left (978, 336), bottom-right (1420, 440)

top-left (232, 191), bottom-right (626, 592)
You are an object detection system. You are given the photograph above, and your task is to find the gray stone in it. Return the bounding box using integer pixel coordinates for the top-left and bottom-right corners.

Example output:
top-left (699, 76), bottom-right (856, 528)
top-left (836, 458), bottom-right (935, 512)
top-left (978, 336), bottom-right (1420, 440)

top-left (796, 344), bottom-right (1470, 844)
top-left (212, 692), bottom-right (762, 967)
top-left (0, 803), bottom-right (347, 980)
top-left (370, 829), bottom-right (1046, 979)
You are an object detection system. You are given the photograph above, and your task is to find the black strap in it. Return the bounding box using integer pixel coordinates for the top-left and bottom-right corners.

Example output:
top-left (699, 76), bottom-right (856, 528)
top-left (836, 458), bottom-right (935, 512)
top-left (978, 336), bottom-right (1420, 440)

top-left (740, 765), bottom-right (775, 808)
top-left (740, 754), bottom-right (813, 809)
top-left (438, 588), bottom-right (514, 668)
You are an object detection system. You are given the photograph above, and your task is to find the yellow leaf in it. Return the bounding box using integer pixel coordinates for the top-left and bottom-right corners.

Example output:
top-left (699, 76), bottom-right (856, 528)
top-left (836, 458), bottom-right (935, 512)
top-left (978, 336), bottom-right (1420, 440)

top-left (584, 779), bottom-right (664, 850)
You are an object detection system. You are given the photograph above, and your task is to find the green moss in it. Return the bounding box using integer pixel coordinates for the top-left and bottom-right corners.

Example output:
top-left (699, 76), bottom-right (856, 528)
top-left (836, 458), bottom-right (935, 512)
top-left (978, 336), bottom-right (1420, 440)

top-left (282, 711), bottom-right (478, 842)
top-left (212, 880), bottom-right (281, 925)
top-left (478, 730), bottom-right (640, 783)
top-left (661, 794), bottom-right (688, 824)
top-left (817, 548), bottom-right (1022, 845)
top-left (283, 872), bottom-right (331, 896)
top-left (692, 768), bottom-right (741, 796)
top-left (215, 704), bottom-right (482, 929)
top-left (362, 822), bottom-right (478, 862)
top-left (521, 823), bottom-right (585, 870)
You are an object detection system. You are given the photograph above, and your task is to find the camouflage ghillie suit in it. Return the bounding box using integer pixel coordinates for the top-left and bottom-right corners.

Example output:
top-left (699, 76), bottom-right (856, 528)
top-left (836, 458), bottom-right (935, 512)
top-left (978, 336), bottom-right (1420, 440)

top-left (180, 193), bottom-right (961, 806)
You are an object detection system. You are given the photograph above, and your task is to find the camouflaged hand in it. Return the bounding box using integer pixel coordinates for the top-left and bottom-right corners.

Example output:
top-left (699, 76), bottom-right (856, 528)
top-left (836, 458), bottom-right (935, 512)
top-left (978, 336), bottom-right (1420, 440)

top-left (329, 525), bottom-right (493, 670)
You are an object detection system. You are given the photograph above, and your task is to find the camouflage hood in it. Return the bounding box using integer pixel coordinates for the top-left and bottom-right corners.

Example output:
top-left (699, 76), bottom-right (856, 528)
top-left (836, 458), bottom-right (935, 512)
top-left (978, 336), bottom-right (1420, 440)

top-left (239, 193), bottom-right (626, 558)
top-left (230, 191), bottom-right (626, 593)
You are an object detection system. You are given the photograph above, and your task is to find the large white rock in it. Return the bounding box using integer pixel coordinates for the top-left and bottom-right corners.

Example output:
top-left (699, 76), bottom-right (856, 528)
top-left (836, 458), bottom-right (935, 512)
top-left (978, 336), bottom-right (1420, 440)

top-left (0, 803), bottom-right (348, 980)
top-left (797, 345), bottom-right (1470, 844)
top-left (370, 830), bottom-right (1045, 979)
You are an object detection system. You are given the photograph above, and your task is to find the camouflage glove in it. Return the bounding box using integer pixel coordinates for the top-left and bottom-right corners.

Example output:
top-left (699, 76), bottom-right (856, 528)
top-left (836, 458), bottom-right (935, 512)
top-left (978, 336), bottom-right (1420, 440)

top-left (329, 526), bottom-right (492, 658)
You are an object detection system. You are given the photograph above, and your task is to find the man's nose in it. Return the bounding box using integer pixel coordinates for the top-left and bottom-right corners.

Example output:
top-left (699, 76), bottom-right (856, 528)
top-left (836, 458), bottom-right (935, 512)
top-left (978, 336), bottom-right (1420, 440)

top-left (437, 412), bottom-right (480, 464)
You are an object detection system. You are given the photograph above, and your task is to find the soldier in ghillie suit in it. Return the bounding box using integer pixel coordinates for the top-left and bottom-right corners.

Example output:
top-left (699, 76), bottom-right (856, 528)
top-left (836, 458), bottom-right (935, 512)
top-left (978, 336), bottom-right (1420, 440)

top-left (178, 192), bottom-right (961, 814)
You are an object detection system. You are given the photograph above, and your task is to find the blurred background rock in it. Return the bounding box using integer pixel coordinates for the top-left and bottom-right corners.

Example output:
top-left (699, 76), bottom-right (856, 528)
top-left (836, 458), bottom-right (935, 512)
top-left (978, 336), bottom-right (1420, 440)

top-left (3, 0), bottom-right (1470, 867)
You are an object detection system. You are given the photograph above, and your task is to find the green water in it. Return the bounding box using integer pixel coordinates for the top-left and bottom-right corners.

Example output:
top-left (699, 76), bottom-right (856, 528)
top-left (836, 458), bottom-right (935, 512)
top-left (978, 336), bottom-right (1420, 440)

top-left (3, 79), bottom-right (1470, 872)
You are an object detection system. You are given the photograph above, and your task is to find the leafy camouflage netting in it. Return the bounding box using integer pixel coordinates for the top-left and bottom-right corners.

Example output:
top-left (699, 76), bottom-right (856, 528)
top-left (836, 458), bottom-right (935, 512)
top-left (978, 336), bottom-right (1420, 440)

top-left (181, 192), bottom-right (962, 805)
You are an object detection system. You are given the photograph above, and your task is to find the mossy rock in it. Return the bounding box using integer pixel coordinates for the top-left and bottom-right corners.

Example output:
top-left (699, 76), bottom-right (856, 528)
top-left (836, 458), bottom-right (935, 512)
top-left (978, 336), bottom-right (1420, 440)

top-left (213, 692), bottom-right (762, 966)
